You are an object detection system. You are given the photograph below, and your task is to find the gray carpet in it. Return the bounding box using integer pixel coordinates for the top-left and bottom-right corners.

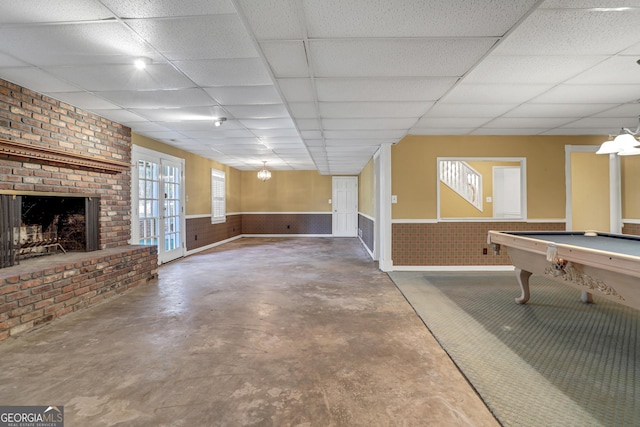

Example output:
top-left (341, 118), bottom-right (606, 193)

top-left (389, 271), bottom-right (639, 427)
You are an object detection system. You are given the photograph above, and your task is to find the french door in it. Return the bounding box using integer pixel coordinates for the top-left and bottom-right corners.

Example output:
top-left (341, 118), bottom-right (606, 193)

top-left (132, 146), bottom-right (185, 264)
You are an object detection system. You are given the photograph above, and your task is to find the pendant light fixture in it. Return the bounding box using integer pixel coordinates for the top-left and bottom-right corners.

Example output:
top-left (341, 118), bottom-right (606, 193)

top-left (257, 161), bottom-right (271, 182)
top-left (596, 116), bottom-right (640, 155)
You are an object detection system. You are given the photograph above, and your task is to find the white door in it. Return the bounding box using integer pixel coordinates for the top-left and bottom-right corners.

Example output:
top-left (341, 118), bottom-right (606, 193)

top-left (493, 166), bottom-right (521, 218)
top-left (332, 176), bottom-right (358, 237)
top-left (132, 147), bottom-right (185, 264)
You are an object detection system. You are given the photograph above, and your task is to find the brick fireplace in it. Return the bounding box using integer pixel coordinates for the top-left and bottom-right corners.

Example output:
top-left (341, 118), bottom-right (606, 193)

top-left (0, 78), bottom-right (158, 341)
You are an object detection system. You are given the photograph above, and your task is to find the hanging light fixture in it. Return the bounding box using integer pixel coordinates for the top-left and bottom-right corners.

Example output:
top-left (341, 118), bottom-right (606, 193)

top-left (257, 161), bottom-right (271, 182)
top-left (596, 116), bottom-right (640, 155)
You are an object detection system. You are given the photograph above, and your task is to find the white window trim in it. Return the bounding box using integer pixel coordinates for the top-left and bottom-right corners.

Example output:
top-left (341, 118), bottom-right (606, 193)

top-left (211, 168), bottom-right (226, 224)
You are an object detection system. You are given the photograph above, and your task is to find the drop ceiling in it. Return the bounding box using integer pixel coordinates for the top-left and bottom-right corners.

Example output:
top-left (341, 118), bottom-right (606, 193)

top-left (0, 0), bottom-right (639, 175)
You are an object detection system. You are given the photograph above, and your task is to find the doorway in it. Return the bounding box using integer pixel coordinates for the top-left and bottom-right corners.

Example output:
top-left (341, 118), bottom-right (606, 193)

top-left (332, 176), bottom-right (358, 237)
top-left (131, 146), bottom-right (185, 264)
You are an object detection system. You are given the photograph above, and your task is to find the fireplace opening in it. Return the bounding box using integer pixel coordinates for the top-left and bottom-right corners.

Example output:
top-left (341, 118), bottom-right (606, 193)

top-left (21, 196), bottom-right (86, 257)
top-left (0, 193), bottom-right (99, 268)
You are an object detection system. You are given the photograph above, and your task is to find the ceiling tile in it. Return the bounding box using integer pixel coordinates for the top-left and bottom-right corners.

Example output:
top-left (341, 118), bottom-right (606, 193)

top-left (260, 41), bottom-right (309, 78)
top-left (46, 63), bottom-right (195, 91)
top-left (309, 38), bottom-right (498, 77)
top-left (288, 103), bottom-right (319, 119)
top-left (462, 55), bottom-right (607, 84)
top-left (502, 103), bottom-right (618, 118)
top-left (102, 0), bottom-right (236, 17)
top-left (97, 88), bottom-right (216, 108)
top-left (46, 92), bottom-right (121, 110)
top-left (494, 8), bottom-right (640, 55)
top-left (324, 130), bottom-right (405, 139)
top-left (322, 118), bottom-right (417, 130)
top-left (235, 0), bottom-right (305, 39)
top-left (441, 84), bottom-right (552, 104)
top-left (413, 117), bottom-right (491, 128)
top-left (0, 22), bottom-right (153, 66)
top-left (205, 85), bottom-right (282, 105)
top-left (483, 117), bottom-right (576, 128)
top-left (276, 79), bottom-right (315, 102)
top-left (426, 103), bottom-right (517, 118)
top-left (302, 0), bottom-right (539, 37)
top-left (224, 104), bottom-right (289, 119)
top-left (0, 0), bottom-right (114, 24)
top-left (566, 56), bottom-right (640, 85)
top-left (130, 106), bottom-right (228, 122)
top-left (175, 58), bottom-right (272, 86)
top-left (318, 102), bottom-right (431, 118)
top-left (1, 67), bottom-right (80, 92)
top-left (532, 84), bottom-right (640, 104)
top-left (126, 15), bottom-right (257, 60)
top-left (315, 77), bottom-right (458, 102)
top-left (253, 129), bottom-right (300, 138)
top-left (239, 118), bottom-right (296, 129)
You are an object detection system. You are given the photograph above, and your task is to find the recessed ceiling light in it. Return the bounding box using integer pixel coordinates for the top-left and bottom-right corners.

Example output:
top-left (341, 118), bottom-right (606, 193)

top-left (214, 117), bottom-right (227, 127)
top-left (133, 57), bottom-right (152, 70)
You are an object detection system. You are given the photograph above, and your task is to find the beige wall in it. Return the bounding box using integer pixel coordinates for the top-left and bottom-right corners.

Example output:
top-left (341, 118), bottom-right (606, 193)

top-left (622, 155), bottom-right (640, 220)
top-left (358, 157), bottom-right (375, 217)
top-left (392, 135), bottom-right (606, 220)
top-left (133, 133), bottom-right (241, 215)
top-left (240, 170), bottom-right (332, 212)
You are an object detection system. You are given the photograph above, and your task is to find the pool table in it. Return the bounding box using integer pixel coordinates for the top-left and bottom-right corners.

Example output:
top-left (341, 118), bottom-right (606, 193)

top-left (487, 231), bottom-right (640, 311)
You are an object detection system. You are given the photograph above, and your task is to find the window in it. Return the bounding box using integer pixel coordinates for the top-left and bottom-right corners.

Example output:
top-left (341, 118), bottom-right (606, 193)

top-left (211, 168), bottom-right (226, 224)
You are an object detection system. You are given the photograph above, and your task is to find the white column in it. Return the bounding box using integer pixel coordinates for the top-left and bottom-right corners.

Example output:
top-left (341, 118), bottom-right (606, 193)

top-left (377, 143), bottom-right (393, 272)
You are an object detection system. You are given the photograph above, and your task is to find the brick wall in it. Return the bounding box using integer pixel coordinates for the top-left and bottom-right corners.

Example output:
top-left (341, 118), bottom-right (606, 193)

top-left (0, 246), bottom-right (158, 341)
top-left (0, 78), bottom-right (158, 341)
top-left (0, 78), bottom-right (131, 248)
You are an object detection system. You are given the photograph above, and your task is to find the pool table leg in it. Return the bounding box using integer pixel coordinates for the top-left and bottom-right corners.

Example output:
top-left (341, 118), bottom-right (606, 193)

top-left (581, 291), bottom-right (593, 304)
top-left (515, 268), bottom-right (532, 304)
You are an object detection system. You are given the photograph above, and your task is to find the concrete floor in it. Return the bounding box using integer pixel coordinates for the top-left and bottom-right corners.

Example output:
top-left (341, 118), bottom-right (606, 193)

top-left (0, 238), bottom-right (499, 427)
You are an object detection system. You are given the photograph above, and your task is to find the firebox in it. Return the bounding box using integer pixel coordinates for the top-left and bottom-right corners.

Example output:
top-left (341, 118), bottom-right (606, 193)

top-left (0, 192), bottom-right (99, 268)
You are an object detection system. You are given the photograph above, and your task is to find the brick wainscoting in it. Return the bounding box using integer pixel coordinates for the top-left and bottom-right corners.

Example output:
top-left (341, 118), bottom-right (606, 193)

top-left (622, 222), bottom-right (640, 236)
top-left (392, 221), bottom-right (566, 266)
top-left (186, 214), bottom-right (242, 251)
top-left (242, 213), bottom-right (332, 235)
top-left (0, 245), bottom-right (158, 341)
top-left (358, 214), bottom-right (374, 254)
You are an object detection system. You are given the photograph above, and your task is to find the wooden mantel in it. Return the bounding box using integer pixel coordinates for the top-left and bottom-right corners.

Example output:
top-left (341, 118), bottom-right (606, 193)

top-left (0, 137), bottom-right (130, 174)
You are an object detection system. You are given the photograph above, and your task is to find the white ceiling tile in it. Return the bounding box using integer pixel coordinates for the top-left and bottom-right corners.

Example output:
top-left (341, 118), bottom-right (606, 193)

top-left (471, 128), bottom-right (547, 135)
top-left (566, 56), bottom-right (640, 85)
top-left (0, 53), bottom-right (26, 67)
top-left (441, 84), bottom-right (553, 104)
top-left (532, 84), bottom-right (640, 104)
top-left (295, 119), bottom-right (321, 130)
top-left (288, 103), bottom-right (319, 119)
top-left (0, 22), bottom-right (154, 66)
top-left (276, 79), bottom-right (315, 102)
top-left (408, 128), bottom-right (475, 135)
top-left (503, 103), bottom-right (619, 118)
top-left (130, 106), bottom-right (228, 122)
top-left (203, 138), bottom-right (261, 145)
top-left (259, 137), bottom-right (303, 145)
top-left (179, 129), bottom-right (256, 139)
top-left (0, 0), bottom-right (114, 24)
top-left (319, 102), bottom-right (431, 118)
top-left (592, 104), bottom-right (640, 118)
top-left (494, 8), bottom-right (640, 55)
top-left (102, 0), bottom-right (236, 17)
top-left (463, 55), bottom-right (607, 84)
top-left (483, 117), bottom-right (576, 128)
top-left (539, 128), bottom-right (608, 136)
top-left (93, 109), bottom-right (148, 123)
top-left (126, 16), bottom-right (257, 60)
top-left (235, 0), bottom-right (305, 39)
top-left (302, 0), bottom-right (539, 37)
top-left (315, 77), bottom-right (458, 102)
top-left (559, 117), bottom-right (640, 130)
top-left (97, 88), bottom-right (216, 109)
top-left (128, 123), bottom-right (173, 132)
top-left (176, 59), bottom-right (272, 86)
top-left (47, 92), bottom-right (121, 110)
top-left (253, 129), bottom-right (300, 138)
top-left (224, 104), bottom-right (289, 119)
top-left (1, 67), bottom-right (80, 92)
top-left (322, 118), bottom-right (417, 130)
top-left (426, 103), bottom-right (518, 118)
top-left (205, 85), bottom-right (282, 105)
top-left (324, 130), bottom-right (405, 139)
top-left (413, 117), bottom-right (491, 128)
top-left (324, 139), bottom-right (395, 146)
top-left (46, 64), bottom-right (195, 91)
top-left (240, 118), bottom-right (296, 129)
top-left (260, 41), bottom-right (309, 78)
top-left (309, 38), bottom-right (497, 77)
top-left (167, 120), bottom-right (246, 131)
top-left (300, 130), bottom-right (323, 139)
top-left (304, 140), bottom-right (325, 147)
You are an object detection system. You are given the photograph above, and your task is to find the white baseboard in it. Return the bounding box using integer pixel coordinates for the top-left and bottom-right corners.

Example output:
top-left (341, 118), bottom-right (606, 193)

top-left (391, 265), bottom-right (515, 272)
top-left (185, 235), bottom-right (243, 256)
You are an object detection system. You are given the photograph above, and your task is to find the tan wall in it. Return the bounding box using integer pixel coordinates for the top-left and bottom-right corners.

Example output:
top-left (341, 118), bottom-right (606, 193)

top-left (392, 135), bottom-right (606, 220)
top-left (132, 133), bottom-right (241, 215)
top-left (570, 152), bottom-right (610, 231)
top-left (240, 170), bottom-right (332, 212)
top-left (358, 157), bottom-right (375, 217)
top-left (622, 155), bottom-right (640, 220)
